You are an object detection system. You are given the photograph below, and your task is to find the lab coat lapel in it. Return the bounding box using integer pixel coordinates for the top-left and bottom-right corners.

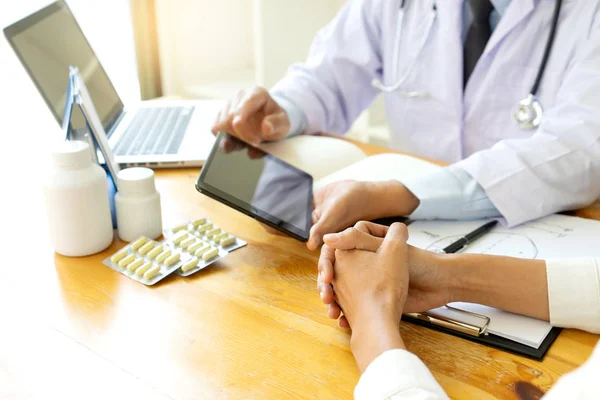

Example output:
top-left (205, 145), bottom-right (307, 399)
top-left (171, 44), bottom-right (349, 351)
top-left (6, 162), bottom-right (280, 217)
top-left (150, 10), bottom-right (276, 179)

top-left (482, 0), bottom-right (536, 58)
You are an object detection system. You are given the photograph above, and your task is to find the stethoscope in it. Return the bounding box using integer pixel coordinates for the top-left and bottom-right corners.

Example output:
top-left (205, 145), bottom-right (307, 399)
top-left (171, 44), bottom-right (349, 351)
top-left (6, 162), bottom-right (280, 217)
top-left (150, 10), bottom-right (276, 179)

top-left (372, 0), bottom-right (563, 130)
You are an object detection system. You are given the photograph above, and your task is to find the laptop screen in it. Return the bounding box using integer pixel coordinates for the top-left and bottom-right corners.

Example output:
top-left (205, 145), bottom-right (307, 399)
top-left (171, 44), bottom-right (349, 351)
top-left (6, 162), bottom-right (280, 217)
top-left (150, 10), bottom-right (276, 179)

top-left (4, 1), bottom-right (124, 133)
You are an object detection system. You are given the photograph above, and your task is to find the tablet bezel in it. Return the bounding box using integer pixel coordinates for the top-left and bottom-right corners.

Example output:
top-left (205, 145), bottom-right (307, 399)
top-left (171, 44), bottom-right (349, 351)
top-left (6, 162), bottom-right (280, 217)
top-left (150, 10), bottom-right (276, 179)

top-left (195, 132), bottom-right (313, 242)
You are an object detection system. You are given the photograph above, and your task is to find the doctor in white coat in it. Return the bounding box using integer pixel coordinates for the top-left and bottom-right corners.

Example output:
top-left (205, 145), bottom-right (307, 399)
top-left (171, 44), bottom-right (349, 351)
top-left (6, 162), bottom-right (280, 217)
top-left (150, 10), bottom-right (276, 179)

top-left (212, 0), bottom-right (600, 250)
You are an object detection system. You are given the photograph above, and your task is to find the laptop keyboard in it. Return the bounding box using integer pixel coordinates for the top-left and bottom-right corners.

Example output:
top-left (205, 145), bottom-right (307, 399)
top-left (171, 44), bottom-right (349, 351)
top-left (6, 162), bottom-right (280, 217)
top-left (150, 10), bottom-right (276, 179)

top-left (113, 106), bottom-right (195, 156)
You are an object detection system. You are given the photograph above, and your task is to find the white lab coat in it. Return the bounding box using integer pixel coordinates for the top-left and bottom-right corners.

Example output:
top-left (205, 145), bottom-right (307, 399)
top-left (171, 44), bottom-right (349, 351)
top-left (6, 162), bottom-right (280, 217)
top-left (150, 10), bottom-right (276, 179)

top-left (272, 0), bottom-right (600, 226)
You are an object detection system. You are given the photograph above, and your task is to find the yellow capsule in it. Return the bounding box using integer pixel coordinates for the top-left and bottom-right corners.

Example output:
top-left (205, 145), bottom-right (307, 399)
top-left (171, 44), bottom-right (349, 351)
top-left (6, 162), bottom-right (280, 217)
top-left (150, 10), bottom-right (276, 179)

top-left (172, 224), bottom-right (188, 233)
top-left (202, 247), bottom-right (219, 261)
top-left (110, 250), bottom-right (128, 263)
top-left (194, 244), bottom-right (210, 257)
top-left (126, 258), bottom-right (144, 273)
top-left (164, 253), bottom-right (181, 267)
top-left (130, 237), bottom-right (147, 251)
top-left (191, 218), bottom-right (207, 227)
top-left (205, 228), bottom-right (221, 238)
top-left (213, 232), bottom-right (228, 242)
top-left (156, 249), bottom-right (172, 263)
top-left (187, 240), bottom-right (205, 253)
top-left (180, 237), bottom-right (196, 249)
top-left (147, 245), bottom-right (163, 260)
top-left (135, 262), bottom-right (152, 277)
top-left (197, 223), bottom-right (213, 233)
top-left (220, 236), bottom-right (236, 247)
top-left (138, 241), bottom-right (155, 255)
top-left (118, 254), bottom-right (136, 268)
top-left (172, 231), bottom-right (189, 245)
top-left (181, 258), bottom-right (199, 273)
top-left (144, 265), bottom-right (161, 280)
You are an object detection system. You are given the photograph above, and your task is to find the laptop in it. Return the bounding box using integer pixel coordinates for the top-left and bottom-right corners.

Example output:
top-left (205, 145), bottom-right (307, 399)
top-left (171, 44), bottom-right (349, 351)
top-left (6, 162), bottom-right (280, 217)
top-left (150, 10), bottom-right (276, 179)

top-left (3, 0), bottom-right (221, 168)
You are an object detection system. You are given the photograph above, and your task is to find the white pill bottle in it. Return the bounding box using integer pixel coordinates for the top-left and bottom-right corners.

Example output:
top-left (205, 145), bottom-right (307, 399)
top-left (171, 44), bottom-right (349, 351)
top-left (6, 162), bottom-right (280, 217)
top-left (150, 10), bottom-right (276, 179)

top-left (115, 167), bottom-right (162, 242)
top-left (44, 140), bottom-right (114, 256)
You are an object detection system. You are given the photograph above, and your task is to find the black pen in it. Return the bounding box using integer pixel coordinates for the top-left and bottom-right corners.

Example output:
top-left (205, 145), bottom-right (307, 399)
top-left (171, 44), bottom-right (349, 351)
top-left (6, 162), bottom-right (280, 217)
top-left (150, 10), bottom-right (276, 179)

top-left (442, 220), bottom-right (498, 254)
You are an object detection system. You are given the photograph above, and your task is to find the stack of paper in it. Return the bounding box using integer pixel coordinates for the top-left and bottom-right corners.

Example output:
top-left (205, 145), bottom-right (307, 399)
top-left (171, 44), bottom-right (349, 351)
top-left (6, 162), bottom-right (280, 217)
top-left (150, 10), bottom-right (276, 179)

top-left (407, 214), bottom-right (600, 348)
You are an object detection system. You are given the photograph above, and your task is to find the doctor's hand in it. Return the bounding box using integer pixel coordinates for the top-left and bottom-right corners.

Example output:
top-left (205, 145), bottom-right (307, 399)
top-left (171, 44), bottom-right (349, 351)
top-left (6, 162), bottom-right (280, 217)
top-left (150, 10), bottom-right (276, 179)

top-left (212, 86), bottom-right (290, 145)
top-left (318, 221), bottom-right (453, 327)
top-left (308, 180), bottom-right (419, 251)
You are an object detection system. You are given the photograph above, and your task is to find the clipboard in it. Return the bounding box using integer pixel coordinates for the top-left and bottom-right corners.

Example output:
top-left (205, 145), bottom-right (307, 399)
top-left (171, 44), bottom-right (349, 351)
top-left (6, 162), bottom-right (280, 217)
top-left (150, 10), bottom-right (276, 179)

top-left (403, 306), bottom-right (561, 360)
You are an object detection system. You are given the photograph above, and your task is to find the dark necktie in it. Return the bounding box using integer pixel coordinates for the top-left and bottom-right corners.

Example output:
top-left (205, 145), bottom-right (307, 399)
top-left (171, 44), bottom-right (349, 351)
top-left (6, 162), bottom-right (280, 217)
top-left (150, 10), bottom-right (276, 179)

top-left (464, 0), bottom-right (495, 87)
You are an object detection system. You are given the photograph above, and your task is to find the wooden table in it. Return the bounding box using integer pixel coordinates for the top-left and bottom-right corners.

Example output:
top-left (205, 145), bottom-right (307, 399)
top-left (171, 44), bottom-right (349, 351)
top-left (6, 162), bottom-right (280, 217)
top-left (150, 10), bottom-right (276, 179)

top-left (1, 138), bottom-right (598, 400)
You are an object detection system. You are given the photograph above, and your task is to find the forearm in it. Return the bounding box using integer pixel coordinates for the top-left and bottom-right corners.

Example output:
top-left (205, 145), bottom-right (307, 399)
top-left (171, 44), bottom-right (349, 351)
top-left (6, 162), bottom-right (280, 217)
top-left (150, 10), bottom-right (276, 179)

top-left (351, 315), bottom-right (406, 374)
top-left (366, 181), bottom-right (420, 220)
top-left (444, 254), bottom-right (549, 321)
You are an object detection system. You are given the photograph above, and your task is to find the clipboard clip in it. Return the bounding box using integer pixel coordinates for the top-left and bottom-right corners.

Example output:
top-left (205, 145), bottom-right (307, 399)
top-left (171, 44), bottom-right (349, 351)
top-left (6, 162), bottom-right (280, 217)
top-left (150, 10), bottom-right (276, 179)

top-left (404, 304), bottom-right (490, 337)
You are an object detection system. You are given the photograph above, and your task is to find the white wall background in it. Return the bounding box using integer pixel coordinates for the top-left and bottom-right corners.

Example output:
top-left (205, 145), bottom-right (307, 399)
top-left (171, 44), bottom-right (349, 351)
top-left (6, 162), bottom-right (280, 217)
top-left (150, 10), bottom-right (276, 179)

top-left (155, 0), bottom-right (388, 143)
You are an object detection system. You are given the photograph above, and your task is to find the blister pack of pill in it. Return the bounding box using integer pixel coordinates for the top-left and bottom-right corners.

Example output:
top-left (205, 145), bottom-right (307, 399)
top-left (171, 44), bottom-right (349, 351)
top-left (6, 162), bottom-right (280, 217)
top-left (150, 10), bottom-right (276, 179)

top-left (103, 236), bottom-right (184, 286)
top-left (164, 218), bottom-right (247, 277)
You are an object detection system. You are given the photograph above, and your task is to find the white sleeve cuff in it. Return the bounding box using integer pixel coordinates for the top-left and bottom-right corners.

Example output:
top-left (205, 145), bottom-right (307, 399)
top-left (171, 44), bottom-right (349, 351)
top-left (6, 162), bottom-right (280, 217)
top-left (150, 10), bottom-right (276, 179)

top-left (354, 349), bottom-right (448, 400)
top-left (270, 93), bottom-right (308, 137)
top-left (401, 165), bottom-right (502, 221)
top-left (546, 258), bottom-right (600, 334)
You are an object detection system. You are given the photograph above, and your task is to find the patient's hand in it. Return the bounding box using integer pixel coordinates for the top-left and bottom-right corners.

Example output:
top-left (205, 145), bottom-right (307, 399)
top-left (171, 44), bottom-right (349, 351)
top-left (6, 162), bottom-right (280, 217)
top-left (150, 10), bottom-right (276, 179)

top-left (318, 221), bottom-right (453, 328)
top-left (331, 223), bottom-right (408, 329)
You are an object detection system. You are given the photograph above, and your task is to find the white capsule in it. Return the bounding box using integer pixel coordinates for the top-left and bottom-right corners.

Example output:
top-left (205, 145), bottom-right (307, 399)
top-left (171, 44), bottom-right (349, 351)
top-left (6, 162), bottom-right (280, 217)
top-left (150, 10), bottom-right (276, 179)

top-left (144, 265), bottom-right (161, 280)
top-left (202, 247), bottom-right (219, 261)
top-left (118, 254), bottom-right (136, 268)
top-left (131, 237), bottom-right (147, 251)
top-left (181, 258), bottom-right (199, 273)
top-left (135, 262), bottom-right (152, 277)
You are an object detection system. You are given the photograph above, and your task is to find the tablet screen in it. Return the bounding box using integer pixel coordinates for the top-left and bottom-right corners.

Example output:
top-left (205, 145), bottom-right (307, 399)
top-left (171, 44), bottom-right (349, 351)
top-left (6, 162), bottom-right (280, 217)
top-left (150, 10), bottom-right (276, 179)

top-left (197, 132), bottom-right (313, 240)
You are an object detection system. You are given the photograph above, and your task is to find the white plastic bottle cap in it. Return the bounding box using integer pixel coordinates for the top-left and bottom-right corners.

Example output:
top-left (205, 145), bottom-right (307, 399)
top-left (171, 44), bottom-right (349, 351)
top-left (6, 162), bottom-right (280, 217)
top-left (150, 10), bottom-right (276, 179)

top-left (117, 167), bottom-right (156, 196)
top-left (52, 140), bottom-right (92, 169)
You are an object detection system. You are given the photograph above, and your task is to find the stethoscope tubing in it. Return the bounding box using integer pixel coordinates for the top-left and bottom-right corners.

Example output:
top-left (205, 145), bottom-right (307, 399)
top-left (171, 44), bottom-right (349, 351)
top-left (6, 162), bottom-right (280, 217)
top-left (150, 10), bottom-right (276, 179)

top-left (373, 0), bottom-right (563, 129)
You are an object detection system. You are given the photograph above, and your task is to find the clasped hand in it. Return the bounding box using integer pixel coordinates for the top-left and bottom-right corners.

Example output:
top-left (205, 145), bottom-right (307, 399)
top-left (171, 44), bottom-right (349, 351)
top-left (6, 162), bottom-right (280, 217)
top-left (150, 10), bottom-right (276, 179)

top-left (317, 221), bottom-right (453, 330)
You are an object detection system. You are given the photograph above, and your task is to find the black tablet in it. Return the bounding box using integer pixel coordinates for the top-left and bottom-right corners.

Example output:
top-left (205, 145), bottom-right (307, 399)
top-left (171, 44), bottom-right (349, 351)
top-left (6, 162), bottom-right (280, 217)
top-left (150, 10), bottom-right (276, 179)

top-left (196, 132), bottom-right (313, 241)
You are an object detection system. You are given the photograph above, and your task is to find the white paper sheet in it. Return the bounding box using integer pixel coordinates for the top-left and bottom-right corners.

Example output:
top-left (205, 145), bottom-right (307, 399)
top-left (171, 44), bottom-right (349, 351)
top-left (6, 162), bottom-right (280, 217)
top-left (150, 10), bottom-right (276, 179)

top-left (407, 214), bottom-right (600, 348)
top-left (314, 153), bottom-right (441, 189)
top-left (427, 304), bottom-right (553, 348)
top-left (407, 214), bottom-right (600, 259)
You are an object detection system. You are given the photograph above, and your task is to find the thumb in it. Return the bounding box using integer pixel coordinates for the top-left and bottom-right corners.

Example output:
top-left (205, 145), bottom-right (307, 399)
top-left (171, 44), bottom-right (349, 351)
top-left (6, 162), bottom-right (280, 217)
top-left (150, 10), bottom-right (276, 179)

top-left (308, 211), bottom-right (338, 251)
top-left (380, 222), bottom-right (409, 255)
top-left (262, 111), bottom-right (290, 140)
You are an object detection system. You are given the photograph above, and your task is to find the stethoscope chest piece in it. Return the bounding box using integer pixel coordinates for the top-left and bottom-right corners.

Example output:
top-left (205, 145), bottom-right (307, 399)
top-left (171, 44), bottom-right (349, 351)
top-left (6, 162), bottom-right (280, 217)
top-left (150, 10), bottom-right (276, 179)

top-left (513, 94), bottom-right (543, 130)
